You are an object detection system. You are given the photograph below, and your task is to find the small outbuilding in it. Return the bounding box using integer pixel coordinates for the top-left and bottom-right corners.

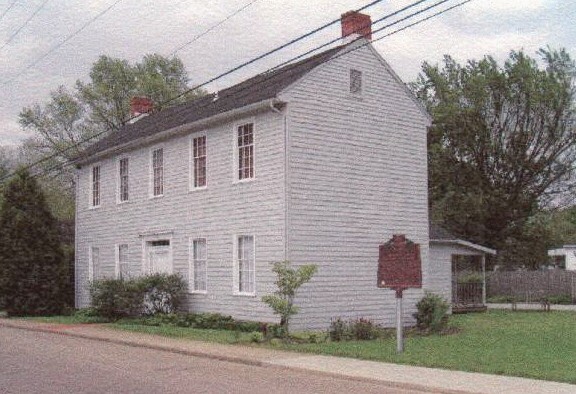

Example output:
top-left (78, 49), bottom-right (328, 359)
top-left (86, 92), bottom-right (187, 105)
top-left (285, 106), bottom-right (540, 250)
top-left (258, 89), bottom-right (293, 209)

top-left (428, 224), bottom-right (497, 313)
top-left (548, 246), bottom-right (576, 270)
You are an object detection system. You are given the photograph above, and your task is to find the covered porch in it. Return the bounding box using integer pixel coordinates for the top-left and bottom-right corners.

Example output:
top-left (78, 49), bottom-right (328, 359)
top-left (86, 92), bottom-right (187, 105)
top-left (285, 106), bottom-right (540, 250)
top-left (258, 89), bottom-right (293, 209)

top-left (429, 224), bottom-right (497, 313)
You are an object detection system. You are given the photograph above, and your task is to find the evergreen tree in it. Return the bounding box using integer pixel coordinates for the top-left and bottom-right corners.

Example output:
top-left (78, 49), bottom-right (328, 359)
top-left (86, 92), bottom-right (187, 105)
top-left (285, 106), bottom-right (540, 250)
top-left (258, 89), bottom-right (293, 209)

top-left (0, 169), bottom-right (68, 316)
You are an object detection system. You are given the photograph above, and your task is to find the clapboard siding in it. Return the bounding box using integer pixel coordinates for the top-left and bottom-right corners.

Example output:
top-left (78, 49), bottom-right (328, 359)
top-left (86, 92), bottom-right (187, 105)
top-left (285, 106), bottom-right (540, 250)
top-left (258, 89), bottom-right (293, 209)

top-left (280, 43), bottom-right (430, 330)
top-left (75, 109), bottom-right (286, 323)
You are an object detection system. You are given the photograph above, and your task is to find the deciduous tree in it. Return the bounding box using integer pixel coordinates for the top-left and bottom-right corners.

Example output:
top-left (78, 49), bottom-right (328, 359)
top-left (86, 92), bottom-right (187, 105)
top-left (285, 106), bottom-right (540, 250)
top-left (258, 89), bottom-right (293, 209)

top-left (413, 47), bottom-right (576, 267)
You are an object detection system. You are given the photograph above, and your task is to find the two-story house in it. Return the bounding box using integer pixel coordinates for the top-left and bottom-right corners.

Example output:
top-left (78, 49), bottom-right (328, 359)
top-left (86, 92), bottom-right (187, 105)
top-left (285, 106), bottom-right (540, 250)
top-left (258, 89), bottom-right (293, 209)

top-left (74, 11), bottom-right (436, 330)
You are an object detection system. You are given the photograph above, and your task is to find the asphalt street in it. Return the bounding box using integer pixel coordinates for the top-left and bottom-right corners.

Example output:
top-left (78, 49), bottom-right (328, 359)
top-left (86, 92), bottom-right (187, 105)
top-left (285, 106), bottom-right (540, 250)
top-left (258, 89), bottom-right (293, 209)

top-left (0, 326), bottom-right (427, 394)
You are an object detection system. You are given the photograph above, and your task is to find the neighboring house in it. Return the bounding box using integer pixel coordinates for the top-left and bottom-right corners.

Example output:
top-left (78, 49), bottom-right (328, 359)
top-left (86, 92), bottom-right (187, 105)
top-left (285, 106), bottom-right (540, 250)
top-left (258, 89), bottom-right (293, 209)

top-left (548, 246), bottom-right (576, 270)
top-left (74, 12), bottom-right (434, 330)
top-left (428, 223), bottom-right (496, 312)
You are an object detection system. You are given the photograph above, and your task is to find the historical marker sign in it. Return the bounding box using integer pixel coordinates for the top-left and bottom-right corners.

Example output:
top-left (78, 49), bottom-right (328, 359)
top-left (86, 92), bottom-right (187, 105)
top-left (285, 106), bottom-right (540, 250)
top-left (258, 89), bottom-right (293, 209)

top-left (377, 234), bottom-right (422, 354)
top-left (377, 234), bottom-right (422, 290)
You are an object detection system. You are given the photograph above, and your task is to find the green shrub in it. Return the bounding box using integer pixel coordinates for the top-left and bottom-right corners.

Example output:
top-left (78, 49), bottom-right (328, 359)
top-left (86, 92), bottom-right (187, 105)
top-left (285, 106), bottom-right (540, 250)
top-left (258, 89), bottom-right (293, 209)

top-left (487, 295), bottom-right (519, 303)
top-left (90, 273), bottom-right (187, 320)
top-left (351, 318), bottom-right (381, 340)
top-left (413, 293), bottom-right (450, 334)
top-left (328, 318), bottom-right (352, 342)
top-left (543, 294), bottom-right (573, 305)
top-left (90, 277), bottom-right (144, 320)
top-left (140, 273), bottom-right (187, 315)
top-left (458, 272), bottom-right (484, 283)
top-left (261, 260), bottom-right (317, 338)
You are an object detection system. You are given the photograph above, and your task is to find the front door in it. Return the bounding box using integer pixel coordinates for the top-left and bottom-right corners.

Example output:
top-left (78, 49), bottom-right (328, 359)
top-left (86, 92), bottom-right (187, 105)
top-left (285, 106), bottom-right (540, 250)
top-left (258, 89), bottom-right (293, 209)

top-left (147, 241), bottom-right (171, 274)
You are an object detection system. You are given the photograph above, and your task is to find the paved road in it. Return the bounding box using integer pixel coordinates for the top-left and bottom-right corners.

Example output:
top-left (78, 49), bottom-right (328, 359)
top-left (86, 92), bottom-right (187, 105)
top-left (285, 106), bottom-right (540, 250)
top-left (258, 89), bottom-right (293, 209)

top-left (0, 326), bottom-right (427, 394)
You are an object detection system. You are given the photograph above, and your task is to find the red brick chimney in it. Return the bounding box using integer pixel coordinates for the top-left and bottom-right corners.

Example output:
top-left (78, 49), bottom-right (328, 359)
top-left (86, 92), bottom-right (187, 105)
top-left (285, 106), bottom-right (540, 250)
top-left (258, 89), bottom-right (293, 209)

top-left (130, 96), bottom-right (153, 118)
top-left (341, 11), bottom-right (372, 41)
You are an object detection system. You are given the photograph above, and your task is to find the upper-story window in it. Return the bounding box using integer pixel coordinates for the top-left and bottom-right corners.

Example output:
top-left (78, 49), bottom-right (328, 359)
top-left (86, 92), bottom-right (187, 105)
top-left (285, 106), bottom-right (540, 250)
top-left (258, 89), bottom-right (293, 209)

top-left (192, 135), bottom-right (207, 188)
top-left (91, 165), bottom-right (100, 207)
top-left (152, 148), bottom-right (164, 197)
top-left (119, 158), bottom-right (129, 202)
top-left (236, 123), bottom-right (254, 181)
top-left (350, 69), bottom-right (362, 94)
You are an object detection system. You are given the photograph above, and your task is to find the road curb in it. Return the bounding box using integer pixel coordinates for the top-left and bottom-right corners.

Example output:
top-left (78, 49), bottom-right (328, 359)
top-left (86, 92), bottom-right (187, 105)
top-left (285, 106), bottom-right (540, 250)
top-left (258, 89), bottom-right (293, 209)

top-left (0, 319), bottom-right (264, 367)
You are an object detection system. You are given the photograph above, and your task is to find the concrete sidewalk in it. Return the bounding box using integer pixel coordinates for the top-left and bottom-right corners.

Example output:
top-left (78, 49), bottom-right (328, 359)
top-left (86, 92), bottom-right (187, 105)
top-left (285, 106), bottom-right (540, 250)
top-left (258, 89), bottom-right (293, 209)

top-left (1, 318), bottom-right (574, 394)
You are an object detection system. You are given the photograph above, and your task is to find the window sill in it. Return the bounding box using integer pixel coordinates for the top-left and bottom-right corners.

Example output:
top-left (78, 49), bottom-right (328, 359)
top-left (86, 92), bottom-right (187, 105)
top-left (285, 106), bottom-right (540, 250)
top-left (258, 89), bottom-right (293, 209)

top-left (233, 177), bottom-right (256, 185)
top-left (88, 205), bottom-right (101, 210)
top-left (149, 194), bottom-right (164, 200)
top-left (116, 200), bottom-right (131, 205)
top-left (189, 186), bottom-right (207, 193)
top-left (233, 291), bottom-right (256, 297)
top-left (190, 290), bottom-right (208, 295)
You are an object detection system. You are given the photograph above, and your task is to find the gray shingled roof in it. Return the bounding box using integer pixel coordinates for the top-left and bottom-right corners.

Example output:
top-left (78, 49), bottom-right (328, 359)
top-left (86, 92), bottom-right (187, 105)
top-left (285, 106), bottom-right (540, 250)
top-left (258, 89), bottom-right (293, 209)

top-left (81, 44), bottom-right (345, 159)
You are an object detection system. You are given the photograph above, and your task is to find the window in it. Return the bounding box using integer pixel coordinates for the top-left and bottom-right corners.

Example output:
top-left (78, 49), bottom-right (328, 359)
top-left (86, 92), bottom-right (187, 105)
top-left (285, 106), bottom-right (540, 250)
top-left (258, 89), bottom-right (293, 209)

top-left (116, 244), bottom-right (129, 279)
top-left (119, 158), bottom-right (129, 202)
top-left (91, 165), bottom-right (100, 207)
top-left (192, 135), bottom-right (207, 188)
top-left (350, 69), bottom-right (362, 94)
top-left (89, 246), bottom-right (99, 281)
top-left (152, 148), bottom-right (164, 196)
top-left (235, 235), bottom-right (255, 294)
top-left (236, 123), bottom-right (254, 180)
top-left (190, 238), bottom-right (207, 292)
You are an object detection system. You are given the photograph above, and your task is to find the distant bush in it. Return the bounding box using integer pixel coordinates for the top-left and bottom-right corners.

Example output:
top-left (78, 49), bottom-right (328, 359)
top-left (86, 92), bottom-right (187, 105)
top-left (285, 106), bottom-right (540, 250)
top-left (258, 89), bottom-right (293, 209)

top-left (90, 273), bottom-right (187, 320)
top-left (487, 295), bottom-right (519, 304)
top-left (413, 293), bottom-right (450, 334)
top-left (328, 318), bottom-right (352, 342)
top-left (543, 294), bottom-right (573, 305)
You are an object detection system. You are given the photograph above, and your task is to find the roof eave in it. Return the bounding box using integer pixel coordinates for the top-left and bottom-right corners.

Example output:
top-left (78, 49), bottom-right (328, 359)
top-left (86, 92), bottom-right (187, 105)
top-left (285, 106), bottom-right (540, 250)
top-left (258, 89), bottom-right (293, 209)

top-left (430, 239), bottom-right (497, 255)
top-left (74, 98), bottom-right (284, 167)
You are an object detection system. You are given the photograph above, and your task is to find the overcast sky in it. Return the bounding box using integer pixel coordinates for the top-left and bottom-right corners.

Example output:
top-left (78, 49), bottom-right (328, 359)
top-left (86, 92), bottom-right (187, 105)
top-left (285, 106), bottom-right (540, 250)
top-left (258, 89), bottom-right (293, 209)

top-left (0, 0), bottom-right (574, 146)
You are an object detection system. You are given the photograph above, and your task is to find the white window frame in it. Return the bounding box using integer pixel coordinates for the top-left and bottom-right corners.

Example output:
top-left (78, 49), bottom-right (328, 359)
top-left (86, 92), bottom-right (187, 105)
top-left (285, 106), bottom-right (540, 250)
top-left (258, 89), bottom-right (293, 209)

top-left (90, 165), bottom-right (101, 208)
top-left (189, 133), bottom-right (207, 191)
top-left (117, 157), bottom-right (129, 203)
top-left (141, 234), bottom-right (173, 274)
top-left (89, 246), bottom-right (99, 282)
top-left (233, 235), bottom-right (255, 296)
top-left (350, 68), bottom-right (362, 95)
top-left (189, 238), bottom-right (207, 294)
top-left (150, 147), bottom-right (164, 198)
top-left (115, 243), bottom-right (129, 279)
top-left (233, 120), bottom-right (255, 183)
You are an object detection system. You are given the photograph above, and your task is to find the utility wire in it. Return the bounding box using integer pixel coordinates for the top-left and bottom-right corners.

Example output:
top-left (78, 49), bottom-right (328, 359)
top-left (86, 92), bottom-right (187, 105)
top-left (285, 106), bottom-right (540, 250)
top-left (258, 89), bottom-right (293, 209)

top-left (0, 0), bottom-right (18, 24)
top-left (168, 0), bottom-right (261, 57)
top-left (0, 0), bottom-right (48, 52)
top-left (0, 0), bottom-right (391, 183)
top-left (161, 0), bottom-right (387, 106)
top-left (1, 0), bottom-right (469, 183)
top-left (1, 0), bottom-right (124, 85)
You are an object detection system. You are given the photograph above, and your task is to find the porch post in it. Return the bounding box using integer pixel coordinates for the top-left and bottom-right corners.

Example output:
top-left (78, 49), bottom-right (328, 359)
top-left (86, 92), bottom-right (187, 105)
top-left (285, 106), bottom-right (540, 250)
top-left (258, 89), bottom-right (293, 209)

top-left (481, 254), bottom-right (486, 305)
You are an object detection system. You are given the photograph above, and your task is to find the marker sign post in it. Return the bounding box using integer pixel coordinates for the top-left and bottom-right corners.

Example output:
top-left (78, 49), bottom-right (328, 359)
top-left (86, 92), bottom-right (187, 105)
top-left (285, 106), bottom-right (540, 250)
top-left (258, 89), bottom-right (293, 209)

top-left (377, 234), bottom-right (422, 353)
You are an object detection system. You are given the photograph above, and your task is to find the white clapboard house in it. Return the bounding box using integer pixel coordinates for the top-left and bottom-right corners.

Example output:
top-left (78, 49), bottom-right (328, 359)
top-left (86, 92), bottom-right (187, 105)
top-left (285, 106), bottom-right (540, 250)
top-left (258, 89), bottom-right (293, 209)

top-left (74, 11), bottom-right (440, 330)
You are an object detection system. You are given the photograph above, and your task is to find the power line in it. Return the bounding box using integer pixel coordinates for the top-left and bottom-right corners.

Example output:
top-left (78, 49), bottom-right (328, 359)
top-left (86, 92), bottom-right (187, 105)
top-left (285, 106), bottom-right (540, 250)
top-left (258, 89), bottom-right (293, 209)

top-left (161, 0), bottom-right (388, 106)
top-left (1, 0), bottom-right (124, 86)
top-left (0, 0), bottom-right (391, 184)
top-left (0, 0), bottom-right (432, 183)
top-left (0, 0), bottom-right (48, 52)
top-left (1, 0), bottom-right (468, 183)
top-left (0, 0), bottom-right (18, 24)
top-left (168, 0), bottom-right (261, 57)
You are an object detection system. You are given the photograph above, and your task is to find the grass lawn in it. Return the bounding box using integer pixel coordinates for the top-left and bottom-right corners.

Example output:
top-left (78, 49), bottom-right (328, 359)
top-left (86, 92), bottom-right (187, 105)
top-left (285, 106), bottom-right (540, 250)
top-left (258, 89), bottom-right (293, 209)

top-left (279, 310), bottom-right (576, 384)
top-left (27, 310), bottom-right (576, 384)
